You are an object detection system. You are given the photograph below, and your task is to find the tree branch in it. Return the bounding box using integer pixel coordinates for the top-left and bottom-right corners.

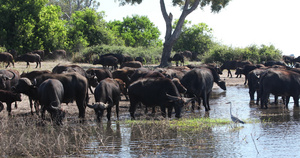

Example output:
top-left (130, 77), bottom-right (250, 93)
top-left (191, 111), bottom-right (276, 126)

top-left (160, 0), bottom-right (172, 41)
top-left (172, 0), bottom-right (200, 40)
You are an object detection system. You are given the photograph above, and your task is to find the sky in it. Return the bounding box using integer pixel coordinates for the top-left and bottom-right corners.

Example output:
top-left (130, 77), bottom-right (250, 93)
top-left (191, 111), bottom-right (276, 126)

top-left (98, 0), bottom-right (300, 56)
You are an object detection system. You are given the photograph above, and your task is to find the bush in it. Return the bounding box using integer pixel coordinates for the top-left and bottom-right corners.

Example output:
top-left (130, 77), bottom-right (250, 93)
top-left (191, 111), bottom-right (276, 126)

top-left (72, 45), bottom-right (163, 64)
top-left (201, 44), bottom-right (282, 64)
top-left (0, 46), bottom-right (6, 52)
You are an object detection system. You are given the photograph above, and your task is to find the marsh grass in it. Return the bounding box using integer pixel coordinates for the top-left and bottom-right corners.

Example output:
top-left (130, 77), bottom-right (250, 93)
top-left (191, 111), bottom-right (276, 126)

top-left (0, 114), bottom-right (117, 157)
top-left (126, 117), bottom-right (231, 133)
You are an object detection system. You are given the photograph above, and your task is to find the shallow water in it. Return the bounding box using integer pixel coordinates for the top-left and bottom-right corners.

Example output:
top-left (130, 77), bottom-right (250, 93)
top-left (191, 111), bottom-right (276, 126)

top-left (80, 85), bottom-right (300, 157)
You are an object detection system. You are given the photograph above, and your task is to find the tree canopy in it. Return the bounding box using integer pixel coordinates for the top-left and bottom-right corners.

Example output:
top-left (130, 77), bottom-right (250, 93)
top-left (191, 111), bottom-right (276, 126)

top-left (173, 20), bottom-right (213, 57)
top-left (48, 0), bottom-right (100, 20)
top-left (67, 8), bottom-right (124, 52)
top-left (108, 15), bottom-right (162, 47)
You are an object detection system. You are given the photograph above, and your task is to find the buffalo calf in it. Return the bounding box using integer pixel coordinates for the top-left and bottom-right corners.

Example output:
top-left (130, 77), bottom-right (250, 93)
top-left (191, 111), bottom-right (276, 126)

top-left (0, 90), bottom-right (21, 115)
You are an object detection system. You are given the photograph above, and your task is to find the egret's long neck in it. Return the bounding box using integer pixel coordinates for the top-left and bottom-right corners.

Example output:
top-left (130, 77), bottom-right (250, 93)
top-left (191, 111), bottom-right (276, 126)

top-left (230, 103), bottom-right (232, 115)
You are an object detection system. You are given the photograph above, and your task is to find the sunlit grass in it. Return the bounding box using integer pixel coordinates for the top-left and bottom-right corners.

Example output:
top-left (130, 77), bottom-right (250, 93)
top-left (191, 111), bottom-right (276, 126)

top-left (125, 117), bottom-right (231, 128)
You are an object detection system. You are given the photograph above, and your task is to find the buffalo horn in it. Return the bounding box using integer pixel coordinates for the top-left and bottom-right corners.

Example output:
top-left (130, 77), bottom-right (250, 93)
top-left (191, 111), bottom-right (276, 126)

top-left (98, 102), bottom-right (111, 110)
top-left (7, 70), bottom-right (16, 80)
top-left (166, 93), bottom-right (179, 101)
top-left (87, 103), bottom-right (99, 109)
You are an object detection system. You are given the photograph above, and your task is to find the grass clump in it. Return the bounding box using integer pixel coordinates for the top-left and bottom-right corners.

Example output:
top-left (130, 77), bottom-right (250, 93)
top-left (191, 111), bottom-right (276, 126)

top-left (126, 117), bottom-right (231, 130)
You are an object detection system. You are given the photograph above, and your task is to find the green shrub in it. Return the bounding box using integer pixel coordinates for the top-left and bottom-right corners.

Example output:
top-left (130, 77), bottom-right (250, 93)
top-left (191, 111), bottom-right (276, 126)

top-left (202, 44), bottom-right (282, 64)
top-left (73, 45), bottom-right (163, 64)
top-left (0, 46), bottom-right (6, 52)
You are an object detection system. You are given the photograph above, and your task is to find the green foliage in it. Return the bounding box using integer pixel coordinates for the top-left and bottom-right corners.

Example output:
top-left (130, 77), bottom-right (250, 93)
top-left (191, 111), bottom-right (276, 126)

top-left (0, 0), bottom-right (48, 53)
top-left (73, 44), bottom-right (163, 64)
top-left (202, 44), bottom-right (282, 64)
top-left (48, 0), bottom-right (101, 20)
top-left (36, 5), bottom-right (68, 52)
top-left (0, 46), bottom-right (6, 52)
top-left (108, 15), bottom-right (162, 47)
top-left (173, 21), bottom-right (213, 56)
top-left (67, 9), bottom-right (124, 52)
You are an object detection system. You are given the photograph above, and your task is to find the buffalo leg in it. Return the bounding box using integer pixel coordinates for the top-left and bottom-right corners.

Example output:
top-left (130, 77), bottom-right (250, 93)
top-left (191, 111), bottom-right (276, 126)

top-left (107, 107), bottom-right (111, 121)
top-left (41, 106), bottom-right (46, 120)
top-left (35, 62), bottom-right (38, 68)
top-left (285, 96), bottom-right (290, 108)
top-left (207, 92), bottom-right (211, 111)
top-left (6, 102), bottom-right (12, 115)
top-left (202, 94), bottom-right (209, 111)
top-left (167, 106), bottom-right (173, 118)
top-left (29, 98), bottom-right (34, 115)
top-left (160, 105), bottom-right (166, 118)
top-left (293, 95), bottom-right (299, 107)
top-left (115, 102), bottom-right (119, 120)
top-left (76, 100), bottom-right (86, 118)
top-left (129, 100), bottom-right (138, 119)
top-left (261, 92), bottom-right (270, 109)
top-left (26, 62), bottom-right (30, 68)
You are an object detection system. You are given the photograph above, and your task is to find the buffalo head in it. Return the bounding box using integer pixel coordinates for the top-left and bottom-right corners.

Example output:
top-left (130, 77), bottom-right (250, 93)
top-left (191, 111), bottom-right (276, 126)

top-left (0, 72), bottom-right (15, 89)
top-left (217, 80), bottom-right (226, 90)
top-left (48, 101), bottom-right (66, 125)
top-left (87, 101), bottom-right (112, 121)
top-left (166, 94), bottom-right (194, 118)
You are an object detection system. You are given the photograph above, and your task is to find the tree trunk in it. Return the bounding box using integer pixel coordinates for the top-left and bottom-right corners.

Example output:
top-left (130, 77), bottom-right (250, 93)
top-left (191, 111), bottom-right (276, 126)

top-left (160, 41), bottom-right (173, 67)
top-left (158, 0), bottom-right (200, 67)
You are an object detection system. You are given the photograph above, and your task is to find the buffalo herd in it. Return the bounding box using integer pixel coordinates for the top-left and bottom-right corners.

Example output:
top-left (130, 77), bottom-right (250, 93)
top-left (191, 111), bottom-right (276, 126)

top-left (0, 52), bottom-right (299, 125)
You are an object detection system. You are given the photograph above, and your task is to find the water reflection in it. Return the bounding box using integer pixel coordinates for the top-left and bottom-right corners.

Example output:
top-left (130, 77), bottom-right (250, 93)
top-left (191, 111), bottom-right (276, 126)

top-left (78, 86), bottom-right (300, 157)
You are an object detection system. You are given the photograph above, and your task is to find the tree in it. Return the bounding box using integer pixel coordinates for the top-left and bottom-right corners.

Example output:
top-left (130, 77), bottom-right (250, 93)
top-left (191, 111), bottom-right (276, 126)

top-left (173, 20), bottom-right (213, 57)
top-left (67, 8), bottom-right (124, 52)
top-left (108, 15), bottom-right (162, 47)
top-left (36, 5), bottom-right (68, 52)
top-left (119, 0), bottom-right (230, 67)
top-left (0, 0), bottom-right (48, 53)
top-left (48, 0), bottom-right (100, 20)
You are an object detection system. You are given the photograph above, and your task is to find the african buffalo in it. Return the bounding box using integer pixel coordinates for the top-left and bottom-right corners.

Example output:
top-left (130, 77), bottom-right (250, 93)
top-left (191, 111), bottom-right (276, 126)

top-left (0, 69), bottom-right (19, 91)
top-left (94, 56), bottom-right (118, 70)
top-left (100, 53), bottom-right (125, 65)
top-left (156, 68), bottom-right (186, 80)
top-left (283, 55), bottom-right (294, 66)
top-left (0, 90), bottom-right (21, 115)
top-left (32, 50), bottom-right (45, 59)
top-left (220, 60), bottom-right (252, 77)
top-left (260, 69), bottom-right (300, 108)
top-left (128, 77), bottom-right (193, 119)
top-left (235, 64), bottom-right (265, 85)
top-left (182, 50), bottom-right (192, 59)
top-left (169, 53), bottom-right (184, 66)
top-left (86, 68), bottom-right (112, 83)
top-left (52, 64), bottom-right (98, 94)
top-left (87, 78), bottom-right (121, 121)
top-left (112, 68), bottom-right (136, 100)
top-left (124, 56), bottom-right (134, 62)
top-left (263, 60), bottom-right (286, 67)
top-left (8, 49), bottom-right (17, 58)
top-left (38, 79), bottom-right (65, 125)
top-left (12, 78), bottom-right (39, 115)
top-left (129, 68), bottom-right (165, 84)
top-left (15, 53), bottom-right (41, 68)
top-left (20, 70), bottom-right (52, 82)
top-left (35, 72), bottom-right (88, 118)
top-left (51, 50), bottom-right (66, 59)
top-left (134, 57), bottom-right (145, 64)
top-left (0, 52), bottom-right (14, 68)
top-left (120, 61), bottom-right (142, 69)
top-left (180, 67), bottom-right (226, 111)
top-left (247, 68), bottom-right (267, 104)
